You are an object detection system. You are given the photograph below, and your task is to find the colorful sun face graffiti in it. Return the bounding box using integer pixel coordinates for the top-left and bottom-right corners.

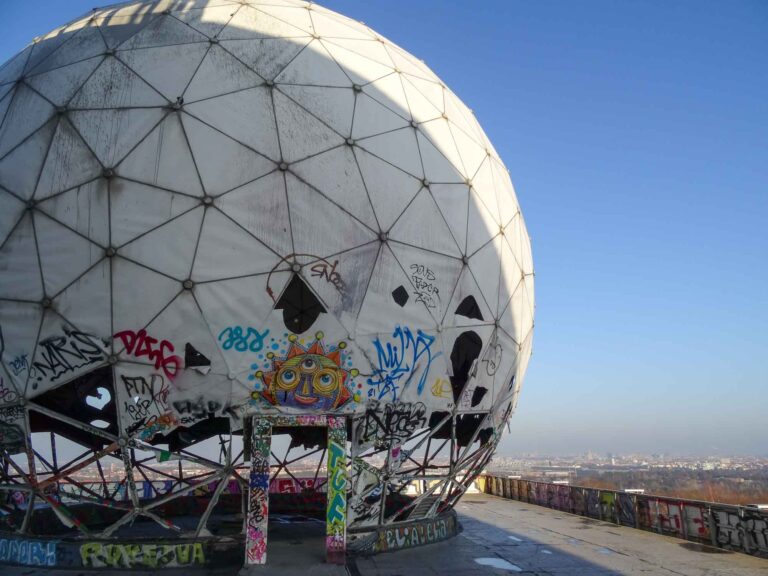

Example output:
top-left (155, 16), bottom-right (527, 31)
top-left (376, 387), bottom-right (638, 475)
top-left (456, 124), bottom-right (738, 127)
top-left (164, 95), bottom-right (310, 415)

top-left (253, 333), bottom-right (358, 411)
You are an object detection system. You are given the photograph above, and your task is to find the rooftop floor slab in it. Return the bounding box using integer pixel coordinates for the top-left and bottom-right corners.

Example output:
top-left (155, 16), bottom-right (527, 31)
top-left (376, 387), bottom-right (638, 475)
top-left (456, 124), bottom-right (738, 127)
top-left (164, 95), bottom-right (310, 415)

top-left (4, 494), bottom-right (767, 575)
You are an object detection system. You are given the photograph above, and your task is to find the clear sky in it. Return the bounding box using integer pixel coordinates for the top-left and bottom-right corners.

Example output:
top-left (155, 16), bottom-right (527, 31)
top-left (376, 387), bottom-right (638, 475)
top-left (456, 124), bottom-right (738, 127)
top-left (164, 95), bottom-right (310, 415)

top-left (2, 1), bottom-right (766, 457)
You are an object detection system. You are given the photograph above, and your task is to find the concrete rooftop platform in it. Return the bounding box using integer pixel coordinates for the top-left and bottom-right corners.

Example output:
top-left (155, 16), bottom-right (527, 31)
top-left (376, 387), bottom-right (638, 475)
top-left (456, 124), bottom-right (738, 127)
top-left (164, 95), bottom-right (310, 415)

top-left (5, 494), bottom-right (766, 575)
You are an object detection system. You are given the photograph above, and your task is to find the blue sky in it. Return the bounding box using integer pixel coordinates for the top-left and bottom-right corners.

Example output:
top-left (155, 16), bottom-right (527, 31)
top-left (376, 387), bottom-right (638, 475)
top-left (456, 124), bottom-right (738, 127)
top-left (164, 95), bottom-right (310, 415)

top-left (2, 1), bottom-right (766, 456)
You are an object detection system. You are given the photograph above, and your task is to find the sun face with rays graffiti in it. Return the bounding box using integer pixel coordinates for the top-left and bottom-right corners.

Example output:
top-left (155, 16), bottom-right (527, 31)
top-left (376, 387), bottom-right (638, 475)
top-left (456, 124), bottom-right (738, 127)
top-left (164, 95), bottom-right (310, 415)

top-left (252, 332), bottom-right (359, 411)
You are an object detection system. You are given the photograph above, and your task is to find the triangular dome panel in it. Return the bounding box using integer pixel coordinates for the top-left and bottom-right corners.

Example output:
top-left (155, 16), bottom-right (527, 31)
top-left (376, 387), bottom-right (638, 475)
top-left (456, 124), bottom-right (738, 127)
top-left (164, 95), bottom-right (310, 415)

top-left (26, 57), bottom-right (104, 107)
top-left (0, 119), bottom-right (56, 200)
top-left (111, 257), bottom-right (182, 334)
top-left (184, 44), bottom-right (264, 102)
top-left (109, 179), bottom-right (201, 247)
top-left (285, 172), bottom-right (376, 258)
top-left (291, 146), bottom-right (378, 231)
top-left (277, 84), bottom-right (354, 136)
top-left (389, 188), bottom-right (462, 258)
top-left (0, 213), bottom-right (43, 301)
top-left (0, 85), bottom-right (54, 160)
top-left (215, 170), bottom-right (293, 257)
top-left (191, 208), bottom-right (283, 282)
top-left (118, 42), bottom-right (210, 102)
top-left (35, 211), bottom-right (104, 297)
top-left (118, 206), bottom-right (204, 280)
top-left (35, 117), bottom-right (103, 200)
top-left (182, 113), bottom-right (275, 195)
top-left (68, 108), bottom-right (167, 168)
top-left (220, 36), bottom-right (312, 82)
top-left (117, 112), bottom-right (204, 197)
top-left (354, 146), bottom-right (422, 232)
top-left (186, 86), bottom-right (279, 160)
top-left (37, 178), bottom-right (110, 247)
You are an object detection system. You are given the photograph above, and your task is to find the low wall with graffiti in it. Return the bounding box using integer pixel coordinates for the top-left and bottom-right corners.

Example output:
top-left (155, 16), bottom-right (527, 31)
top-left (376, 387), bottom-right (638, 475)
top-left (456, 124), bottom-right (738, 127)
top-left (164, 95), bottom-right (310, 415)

top-left (480, 475), bottom-right (768, 558)
top-left (0, 533), bottom-right (242, 570)
top-left (349, 510), bottom-right (459, 555)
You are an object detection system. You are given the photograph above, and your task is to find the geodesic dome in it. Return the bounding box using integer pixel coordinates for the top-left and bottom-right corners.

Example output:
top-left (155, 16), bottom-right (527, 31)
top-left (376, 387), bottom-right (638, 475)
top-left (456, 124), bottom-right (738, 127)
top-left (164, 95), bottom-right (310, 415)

top-left (0, 0), bottom-right (533, 565)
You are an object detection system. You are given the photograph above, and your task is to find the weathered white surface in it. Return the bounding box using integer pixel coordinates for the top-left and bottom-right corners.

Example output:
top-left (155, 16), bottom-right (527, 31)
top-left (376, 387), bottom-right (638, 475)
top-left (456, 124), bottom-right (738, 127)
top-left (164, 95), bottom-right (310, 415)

top-left (0, 0), bottom-right (534, 531)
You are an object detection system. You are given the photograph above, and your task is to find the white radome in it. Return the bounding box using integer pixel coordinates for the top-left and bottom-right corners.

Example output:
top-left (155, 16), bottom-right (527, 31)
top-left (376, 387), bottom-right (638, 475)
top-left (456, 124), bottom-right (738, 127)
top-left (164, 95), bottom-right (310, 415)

top-left (0, 0), bottom-right (533, 532)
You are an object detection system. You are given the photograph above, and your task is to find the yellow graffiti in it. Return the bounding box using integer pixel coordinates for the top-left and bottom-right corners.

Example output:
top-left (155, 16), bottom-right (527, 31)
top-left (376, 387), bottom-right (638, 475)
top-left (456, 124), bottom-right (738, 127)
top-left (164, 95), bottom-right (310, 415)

top-left (80, 542), bottom-right (205, 568)
top-left (430, 378), bottom-right (452, 399)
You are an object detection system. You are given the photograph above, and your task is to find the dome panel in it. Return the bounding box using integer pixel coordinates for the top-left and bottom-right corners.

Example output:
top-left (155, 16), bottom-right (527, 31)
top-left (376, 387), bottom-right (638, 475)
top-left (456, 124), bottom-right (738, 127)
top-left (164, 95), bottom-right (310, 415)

top-left (0, 84), bottom-right (54, 160)
top-left (0, 213), bottom-right (43, 301)
top-left (0, 0), bottom-right (534, 544)
top-left (118, 206), bottom-right (204, 280)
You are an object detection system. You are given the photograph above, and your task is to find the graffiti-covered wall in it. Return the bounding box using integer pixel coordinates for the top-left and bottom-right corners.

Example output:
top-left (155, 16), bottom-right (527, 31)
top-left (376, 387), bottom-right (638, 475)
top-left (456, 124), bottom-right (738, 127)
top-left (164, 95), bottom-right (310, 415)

top-left (481, 476), bottom-right (768, 558)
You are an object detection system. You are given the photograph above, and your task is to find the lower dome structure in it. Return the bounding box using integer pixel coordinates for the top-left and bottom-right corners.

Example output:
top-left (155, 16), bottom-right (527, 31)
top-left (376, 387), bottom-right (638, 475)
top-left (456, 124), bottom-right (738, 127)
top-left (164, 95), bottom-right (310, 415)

top-left (0, 0), bottom-right (534, 567)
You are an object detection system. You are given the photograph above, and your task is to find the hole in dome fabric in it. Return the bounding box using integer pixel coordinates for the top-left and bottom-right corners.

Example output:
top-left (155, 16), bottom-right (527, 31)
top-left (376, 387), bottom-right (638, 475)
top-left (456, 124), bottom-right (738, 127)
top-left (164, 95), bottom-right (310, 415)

top-left (391, 285), bottom-right (409, 307)
top-left (449, 331), bottom-right (482, 401)
top-left (455, 295), bottom-right (484, 321)
top-left (275, 274), bottom-right (327, 334)
top-left (30, 366), bottom-right (118, 448)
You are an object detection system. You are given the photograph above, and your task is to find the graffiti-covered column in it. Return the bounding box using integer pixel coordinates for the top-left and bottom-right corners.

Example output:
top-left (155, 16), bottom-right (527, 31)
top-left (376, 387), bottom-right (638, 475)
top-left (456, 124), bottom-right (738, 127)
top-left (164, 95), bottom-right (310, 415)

top-left (326, 416), bottom-right (347, 564)
top-left (245, 417), bottom-right (271, 565)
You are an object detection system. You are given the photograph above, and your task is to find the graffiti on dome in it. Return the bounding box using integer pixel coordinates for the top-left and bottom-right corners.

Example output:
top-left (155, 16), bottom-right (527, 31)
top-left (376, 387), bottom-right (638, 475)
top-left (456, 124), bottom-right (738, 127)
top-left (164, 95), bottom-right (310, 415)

top-left (217, 326), bottom-right (270, 353)
top-left (0, 405), bottom-right (26, 454)
top-left (29, 328), bottom-right (108, 384)
top-left (172, 397), bottom-right (223, 426)
top-left (9, 354), bottom-right (28, 376)
top-left (367, 326), bottom-right (440, 400)
top-left (430, 377), bottom-right (452, 400)
top-left (355, 400), bottom-right (427, 448)
top-left (252, 332), bottom-right (358, 411)
top-left (310, 258), bottom-right (347, 294)
top-left (113, 329), bottom-right (182, 380)
top-left (409, 264), bottom-right (439, 309)
top-left (481, 333), bottom-right (503, 376)
top-left (0, 377), bottom-right (19, 404)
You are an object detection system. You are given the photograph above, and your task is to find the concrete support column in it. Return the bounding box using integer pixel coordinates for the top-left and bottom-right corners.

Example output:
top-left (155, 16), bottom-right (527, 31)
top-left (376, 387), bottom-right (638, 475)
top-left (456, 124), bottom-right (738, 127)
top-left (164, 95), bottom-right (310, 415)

top-left (245, 417), bottom-right (272, 565)
top-left (326, 416), bottom-right (347, 564)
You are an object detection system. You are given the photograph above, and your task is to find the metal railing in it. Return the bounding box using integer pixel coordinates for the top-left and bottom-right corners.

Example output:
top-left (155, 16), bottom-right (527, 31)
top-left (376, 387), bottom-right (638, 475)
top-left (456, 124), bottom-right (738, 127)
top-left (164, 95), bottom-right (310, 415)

top-left (479, 475), bottom-right (768, 558)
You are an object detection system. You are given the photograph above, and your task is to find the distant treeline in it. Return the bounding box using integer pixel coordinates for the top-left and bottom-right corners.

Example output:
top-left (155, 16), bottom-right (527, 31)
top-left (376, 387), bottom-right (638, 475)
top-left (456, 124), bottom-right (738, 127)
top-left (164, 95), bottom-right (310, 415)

top-left (574, 469), bottom-right (768, 505)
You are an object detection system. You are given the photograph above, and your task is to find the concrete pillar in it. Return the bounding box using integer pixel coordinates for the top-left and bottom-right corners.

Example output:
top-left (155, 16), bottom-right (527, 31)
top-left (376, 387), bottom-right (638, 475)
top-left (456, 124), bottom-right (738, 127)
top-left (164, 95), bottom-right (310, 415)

top-left (326, 416), bottom-right (347, 564)
top-left (245, 417), bottom-right (272, 565)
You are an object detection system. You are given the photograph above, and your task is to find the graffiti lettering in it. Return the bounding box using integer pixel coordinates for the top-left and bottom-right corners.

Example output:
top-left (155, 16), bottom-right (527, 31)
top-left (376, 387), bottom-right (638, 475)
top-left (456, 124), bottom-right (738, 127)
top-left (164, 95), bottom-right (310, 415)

top-left (30, 328), bottom-right (106, 384)
top-left (310, 259), bottom-right (346, 294)
top-left (138, 413), bottom-right (178, 440)
top-left (327, 442), bottom-right (346, 524)
top-left (246, 421), bottom-right (271, 564)
top-left (481, 338), bottom-right (502, 376)
top-left (9, 354), bottom-right (28, 376)
top-left (410, 264), bottom-right (439, 309)
top-left (172, 397), bottom-right (222, 424)
top-left (326, 421), bottom-right (347, 562)
top-left (217, 326), bottom-right (270, 353)
top-left (0, 538), bottom-right (56, 566)
top-left (121, 375), bottom-right (170, 425)
top-left (368, 326), bottom-right (440, 400)
top-left (0, 405), bottom-right (25, 454)
top-left (355, 400), bottom-right (427, 448)
top-left (0, 378), bottom-right (18, 404)
top-left (374, 516), bottom-right (454, 552)
top-left (430, 377), bottom-right (452, 399)
top-left (113, 329), bottom-right (181, 380)
top-left (80, 542), bottom-right (205, 568)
